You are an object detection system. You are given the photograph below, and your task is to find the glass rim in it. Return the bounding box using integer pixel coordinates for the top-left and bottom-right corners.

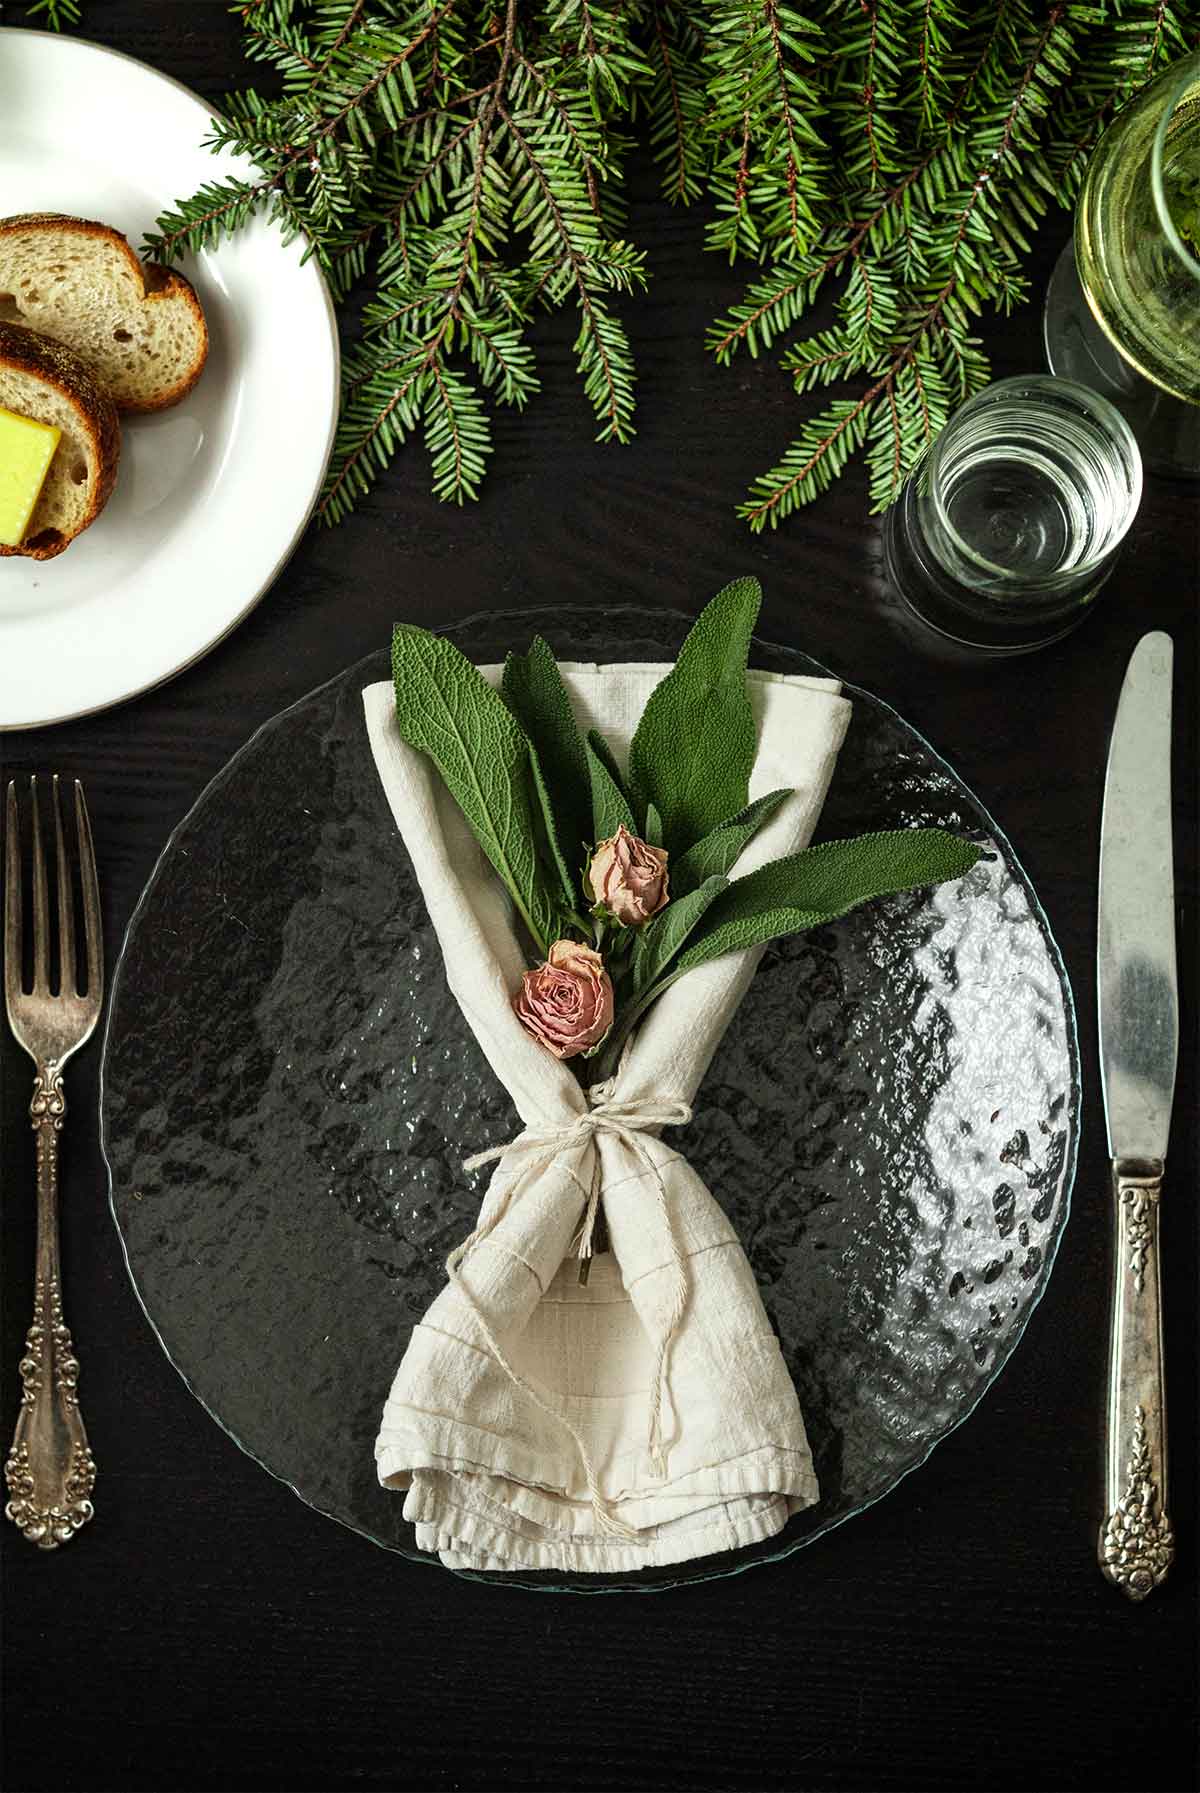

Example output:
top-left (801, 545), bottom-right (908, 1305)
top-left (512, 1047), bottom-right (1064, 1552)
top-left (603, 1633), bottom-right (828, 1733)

top-left (922, 374), bottom-right (1143, 587)
top-left (1150, 50), bottom-right (1200, 285)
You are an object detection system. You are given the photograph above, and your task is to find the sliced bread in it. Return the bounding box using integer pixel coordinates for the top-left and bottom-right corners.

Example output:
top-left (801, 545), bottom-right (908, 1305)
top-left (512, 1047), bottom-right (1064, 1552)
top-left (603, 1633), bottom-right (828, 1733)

top-left (0, 213), bottom-right (208, 413)
top-left (0, 321), bottom-right (120, 559)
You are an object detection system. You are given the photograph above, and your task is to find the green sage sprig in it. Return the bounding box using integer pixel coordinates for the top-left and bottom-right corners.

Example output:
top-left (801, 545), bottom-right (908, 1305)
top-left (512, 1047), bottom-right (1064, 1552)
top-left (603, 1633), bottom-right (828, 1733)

top-left (150, 1), bottom-right (1195, 525)
top-left (390, 578), bottom-right (981, 1063)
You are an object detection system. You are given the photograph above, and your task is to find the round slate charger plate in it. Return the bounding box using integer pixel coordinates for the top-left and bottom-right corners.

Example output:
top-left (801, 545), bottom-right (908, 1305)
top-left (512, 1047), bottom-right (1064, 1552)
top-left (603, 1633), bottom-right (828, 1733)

top-left (101, 608), bottom-right (1079, 1591)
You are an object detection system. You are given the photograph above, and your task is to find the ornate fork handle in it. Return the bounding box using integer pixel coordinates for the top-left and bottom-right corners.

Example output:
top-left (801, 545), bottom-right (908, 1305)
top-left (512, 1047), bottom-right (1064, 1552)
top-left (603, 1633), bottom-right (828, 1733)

top-left (1099, 1159), bottom-right (1172, 1601)
top-left (5, 1064), bottom-right (96, 1549)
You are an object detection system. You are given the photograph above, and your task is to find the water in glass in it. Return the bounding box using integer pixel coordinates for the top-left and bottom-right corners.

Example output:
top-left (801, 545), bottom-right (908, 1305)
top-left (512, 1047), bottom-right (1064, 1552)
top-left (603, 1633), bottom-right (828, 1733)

top-left (932, 395), bottom-right (1129, 584)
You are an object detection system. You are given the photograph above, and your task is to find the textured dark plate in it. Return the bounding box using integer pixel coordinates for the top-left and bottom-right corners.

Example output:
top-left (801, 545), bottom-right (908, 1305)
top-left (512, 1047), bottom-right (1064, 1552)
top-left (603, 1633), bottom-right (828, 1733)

top-left (101, 609), bottom-right (1079, 1591)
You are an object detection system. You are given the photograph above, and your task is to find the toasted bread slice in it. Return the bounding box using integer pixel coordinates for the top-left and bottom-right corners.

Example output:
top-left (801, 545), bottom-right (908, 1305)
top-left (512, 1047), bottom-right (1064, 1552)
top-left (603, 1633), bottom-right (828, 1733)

top-left (0, 213), bottom-right (208, 413)
top-left (0, 321), bottom-right (120, 559)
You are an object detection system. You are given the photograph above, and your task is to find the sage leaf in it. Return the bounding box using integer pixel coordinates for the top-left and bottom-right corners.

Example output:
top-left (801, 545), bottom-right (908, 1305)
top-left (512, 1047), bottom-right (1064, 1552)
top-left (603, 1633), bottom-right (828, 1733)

top-left (645, 803), bottom-right (664, 849)
top-left (592, 871), bottom-right (731, 1071)
top-left (671, 829), bottom-right (982, 978)
top-left (526, 744), bottom-right (578, 914)
top-left (587, 729), bottom-right (637, 824)
top-left (671, 788), bottom-right (792, 895)
top-left (630, 873), bottom-right (729, 997)
top-left (391, 625), bottom-right (559, 955)
top-left (628, 578), bottom-right (761, 856)
top-left (502, 638), bottom-right (592, 903)
top-left (586, 737), bottom-right (637, 848)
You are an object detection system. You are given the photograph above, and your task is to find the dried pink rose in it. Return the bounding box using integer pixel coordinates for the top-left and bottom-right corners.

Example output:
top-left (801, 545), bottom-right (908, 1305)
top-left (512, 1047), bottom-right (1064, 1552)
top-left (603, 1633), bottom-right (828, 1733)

top-left (513, 939), bottom-right (614, 1059)
top-left (587, 824), bottom-right (670, 927)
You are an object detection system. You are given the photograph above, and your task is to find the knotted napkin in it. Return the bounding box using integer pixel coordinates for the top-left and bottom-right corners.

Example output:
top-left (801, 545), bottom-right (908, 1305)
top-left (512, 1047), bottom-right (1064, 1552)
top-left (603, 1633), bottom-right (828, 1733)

top-left (363, 659), bottom-right (851, 1573)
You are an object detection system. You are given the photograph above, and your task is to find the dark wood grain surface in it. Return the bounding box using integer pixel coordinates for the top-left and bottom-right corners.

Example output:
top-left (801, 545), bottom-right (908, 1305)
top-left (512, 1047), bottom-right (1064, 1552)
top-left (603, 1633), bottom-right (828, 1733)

top-left (2, 8), bottom-right (1197, 1791)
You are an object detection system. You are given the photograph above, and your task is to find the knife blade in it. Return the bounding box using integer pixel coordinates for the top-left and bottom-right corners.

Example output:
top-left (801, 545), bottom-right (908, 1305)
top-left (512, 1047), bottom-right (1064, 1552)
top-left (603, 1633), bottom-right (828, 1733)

top-left (1099, 631), bottom-right (1178, 1161)
top-left (1096, 630), bottom-right (1176, 1602)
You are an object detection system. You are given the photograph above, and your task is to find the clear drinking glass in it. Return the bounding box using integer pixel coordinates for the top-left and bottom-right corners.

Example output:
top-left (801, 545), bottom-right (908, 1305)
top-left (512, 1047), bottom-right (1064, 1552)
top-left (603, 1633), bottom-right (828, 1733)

top-left (882, 375), bottom-right (1142, 653)
top-left (1044, 49), bottom-right (1200, 477)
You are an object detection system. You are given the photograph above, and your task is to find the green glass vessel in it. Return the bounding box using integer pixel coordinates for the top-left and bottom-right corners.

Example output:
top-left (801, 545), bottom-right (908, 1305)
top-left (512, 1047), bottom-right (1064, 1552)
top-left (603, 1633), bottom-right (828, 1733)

top-left (1045, 51), bottom-right (1200, 475)
top-left (1076, 51), bottom-right (1200, 403)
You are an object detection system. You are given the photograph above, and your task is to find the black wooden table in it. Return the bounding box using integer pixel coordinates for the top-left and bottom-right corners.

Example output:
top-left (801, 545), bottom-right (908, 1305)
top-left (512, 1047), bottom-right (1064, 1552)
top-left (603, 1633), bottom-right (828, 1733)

top-left (2, 9), bottom-right (1196, 1791)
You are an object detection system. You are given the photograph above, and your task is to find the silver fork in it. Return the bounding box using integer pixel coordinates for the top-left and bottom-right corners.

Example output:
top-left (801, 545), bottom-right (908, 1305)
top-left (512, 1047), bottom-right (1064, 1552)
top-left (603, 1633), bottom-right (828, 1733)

top-left (4, 776), bottom-right (102, 1549)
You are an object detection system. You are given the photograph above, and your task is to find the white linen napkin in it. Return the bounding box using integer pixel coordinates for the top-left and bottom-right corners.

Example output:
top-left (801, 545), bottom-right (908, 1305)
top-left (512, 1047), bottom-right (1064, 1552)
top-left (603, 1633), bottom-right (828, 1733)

top-left (363, 660), bottom-right (851, 1573)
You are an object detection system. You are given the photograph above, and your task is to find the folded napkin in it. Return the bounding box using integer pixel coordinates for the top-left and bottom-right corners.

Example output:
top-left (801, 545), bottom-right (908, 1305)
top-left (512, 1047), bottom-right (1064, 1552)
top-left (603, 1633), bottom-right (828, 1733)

top-left (363, 660), bottom-right (852, 1573)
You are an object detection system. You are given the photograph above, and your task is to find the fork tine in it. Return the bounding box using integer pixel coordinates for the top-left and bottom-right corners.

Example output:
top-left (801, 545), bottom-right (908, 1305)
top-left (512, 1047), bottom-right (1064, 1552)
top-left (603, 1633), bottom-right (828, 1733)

top-left (30, 776), bottom-right (50, 996)
top-left (4, 780), bottom-right (21, 1010)
top-left (53, 775), bottom-right (76, 997)
top-left (75, 781), bottom-right (103, 1007)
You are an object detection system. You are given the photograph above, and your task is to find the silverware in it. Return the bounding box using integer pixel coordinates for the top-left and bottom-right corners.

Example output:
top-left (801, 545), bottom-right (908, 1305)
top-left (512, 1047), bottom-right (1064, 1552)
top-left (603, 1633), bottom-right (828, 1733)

top-left (4, 776), bottom-right (102, 1549)
top-left (1097, 632), bottom-right (1178, 1601)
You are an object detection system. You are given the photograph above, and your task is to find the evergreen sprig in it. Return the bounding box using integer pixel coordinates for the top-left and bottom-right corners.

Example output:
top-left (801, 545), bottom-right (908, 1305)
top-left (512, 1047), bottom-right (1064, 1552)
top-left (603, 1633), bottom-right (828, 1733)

top-left (21, 0), bottom-right (83, 27)
top-left (144, 0), bottom-right (1199, 526)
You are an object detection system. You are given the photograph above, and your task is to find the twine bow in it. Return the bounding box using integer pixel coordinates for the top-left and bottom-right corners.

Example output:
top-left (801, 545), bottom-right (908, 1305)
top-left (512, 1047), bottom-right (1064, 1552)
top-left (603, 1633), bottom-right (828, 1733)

top-left (450, 1093), bottom-right (692, 1544)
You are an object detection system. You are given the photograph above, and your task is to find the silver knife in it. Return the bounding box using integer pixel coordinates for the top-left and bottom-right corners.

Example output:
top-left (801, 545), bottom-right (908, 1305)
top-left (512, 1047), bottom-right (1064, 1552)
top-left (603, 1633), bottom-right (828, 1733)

top-left (1097, 630), bottom-right (1178, 1601)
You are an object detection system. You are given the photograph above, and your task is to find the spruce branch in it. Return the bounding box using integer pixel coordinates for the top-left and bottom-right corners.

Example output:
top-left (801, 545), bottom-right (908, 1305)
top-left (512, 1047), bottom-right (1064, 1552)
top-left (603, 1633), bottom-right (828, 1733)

top-left (648, 2), bottom-right (698, 202)
top-left (149, 0), bottom-right (1200, 523)
top-left (23, 0), bottom-right (82, 27)
top-left (497, 95), bottom-right (641, 441)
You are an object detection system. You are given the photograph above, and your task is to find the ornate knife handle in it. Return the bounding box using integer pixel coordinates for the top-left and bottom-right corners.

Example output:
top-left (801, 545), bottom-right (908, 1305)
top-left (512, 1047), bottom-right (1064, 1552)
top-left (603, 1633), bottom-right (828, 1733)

top-left (1099, 1158), bottom-right (1172, 1601)
top-left (4, 1067), bottom-right (96, 1549)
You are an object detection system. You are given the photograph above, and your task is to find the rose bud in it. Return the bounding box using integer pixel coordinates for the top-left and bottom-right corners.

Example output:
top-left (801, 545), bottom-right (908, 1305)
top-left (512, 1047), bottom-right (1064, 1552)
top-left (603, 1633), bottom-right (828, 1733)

top-left (587, 824), bottom-right (670, 927)
top-left (513, 939), bottom-right (614, 1059)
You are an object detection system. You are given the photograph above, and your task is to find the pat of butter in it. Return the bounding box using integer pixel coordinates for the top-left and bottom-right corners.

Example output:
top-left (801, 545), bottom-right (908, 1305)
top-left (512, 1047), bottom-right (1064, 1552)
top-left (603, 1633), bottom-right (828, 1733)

top-left (0, 405), bottom-right (61, 547)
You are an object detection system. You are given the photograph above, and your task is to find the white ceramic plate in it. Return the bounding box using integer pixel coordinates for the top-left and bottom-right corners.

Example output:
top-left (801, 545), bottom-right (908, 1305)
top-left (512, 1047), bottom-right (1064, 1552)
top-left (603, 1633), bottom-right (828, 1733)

top-left (0, 30), bottom-right (339, 730)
